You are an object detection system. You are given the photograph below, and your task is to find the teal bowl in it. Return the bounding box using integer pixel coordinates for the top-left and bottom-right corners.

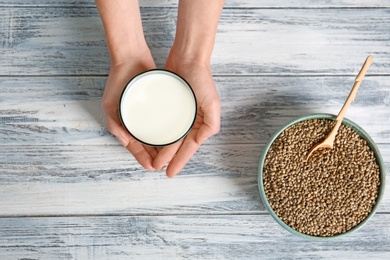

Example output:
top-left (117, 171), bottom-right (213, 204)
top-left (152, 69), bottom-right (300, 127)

top-left (258, 113), bottom-right (386, 240)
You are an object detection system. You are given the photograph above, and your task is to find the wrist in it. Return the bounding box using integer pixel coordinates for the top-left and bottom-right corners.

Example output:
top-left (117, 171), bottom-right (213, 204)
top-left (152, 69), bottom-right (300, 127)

top-left (96, 0), bottom-right (151, 67)
top-left (170, 0), bottom-right (224, 67)
top-left (168, 44), bottom-right (212, 69)
top-left (108, 43), bottom-right (152, 67)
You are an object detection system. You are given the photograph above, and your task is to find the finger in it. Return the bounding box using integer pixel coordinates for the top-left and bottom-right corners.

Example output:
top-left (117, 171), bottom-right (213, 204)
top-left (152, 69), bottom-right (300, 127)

top-left (144, 144), bottom-right (158, 159)
top-left (196, 101), bottom-right (220, 144)
top-left (126, 137), bottom-right (155, 172)
top-left (104, 115), bottom-right (132, 147)
top-left (196, 123), bottom-right (220, 145)
top-left (105, 116), bottom-right (155, 171)
top-left (165, 135), bottom-right (201, 178)
top-left (152, 141), bottom-right (182, 171)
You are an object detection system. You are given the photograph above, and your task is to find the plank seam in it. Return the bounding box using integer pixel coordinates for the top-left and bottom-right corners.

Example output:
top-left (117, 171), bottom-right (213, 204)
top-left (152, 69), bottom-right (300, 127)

top-left (1, 212), bottom-right (389, 219)
top-left (0, 212), bottom-right (270, 219)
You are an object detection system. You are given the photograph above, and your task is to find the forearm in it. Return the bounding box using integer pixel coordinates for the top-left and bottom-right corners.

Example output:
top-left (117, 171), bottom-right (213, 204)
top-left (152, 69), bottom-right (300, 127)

top-left (95, 0), bottom-right (149, 65)
top-left (171, 0), bottom-right (224, 65)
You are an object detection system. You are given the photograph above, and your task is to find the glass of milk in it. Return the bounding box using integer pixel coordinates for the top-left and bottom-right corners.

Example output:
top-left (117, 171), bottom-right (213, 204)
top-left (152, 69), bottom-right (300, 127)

top-left (119, 69), bottom-right (197, 146)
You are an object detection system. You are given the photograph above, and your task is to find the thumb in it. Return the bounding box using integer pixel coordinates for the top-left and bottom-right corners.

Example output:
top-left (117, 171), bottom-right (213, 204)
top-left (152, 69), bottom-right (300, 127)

top-left (196, 124), bottom-right (219, 145)
top-left (106, 118), bottom-right (131, 147)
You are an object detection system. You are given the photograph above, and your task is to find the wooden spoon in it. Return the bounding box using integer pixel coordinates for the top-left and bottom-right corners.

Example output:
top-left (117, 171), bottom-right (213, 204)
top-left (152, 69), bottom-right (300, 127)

top-left (306, 55), bottom-right (373, 159)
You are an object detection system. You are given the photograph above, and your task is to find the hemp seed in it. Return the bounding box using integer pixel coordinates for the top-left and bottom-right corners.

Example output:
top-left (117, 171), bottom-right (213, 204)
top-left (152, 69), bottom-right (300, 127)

top-left (263, 119), bottom-right (380, 237)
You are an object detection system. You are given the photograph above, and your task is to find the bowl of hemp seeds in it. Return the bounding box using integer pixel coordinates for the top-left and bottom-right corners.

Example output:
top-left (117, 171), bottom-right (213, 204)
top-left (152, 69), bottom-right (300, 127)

top-left (258, 113), bottom-right (385, 240)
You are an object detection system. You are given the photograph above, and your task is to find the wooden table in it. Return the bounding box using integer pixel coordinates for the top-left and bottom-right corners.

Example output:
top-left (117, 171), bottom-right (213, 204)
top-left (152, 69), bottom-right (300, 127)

top-left (1, 1), bottom-right (389, 259)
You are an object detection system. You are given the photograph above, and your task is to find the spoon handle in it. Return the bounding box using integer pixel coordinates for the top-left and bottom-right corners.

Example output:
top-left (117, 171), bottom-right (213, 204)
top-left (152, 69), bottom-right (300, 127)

top-left (306, 56), bottom-right (373, 159)
top-left (356, 55), bottom-right (373, 82)
top-left (336, 55), bottom-right (373, 121)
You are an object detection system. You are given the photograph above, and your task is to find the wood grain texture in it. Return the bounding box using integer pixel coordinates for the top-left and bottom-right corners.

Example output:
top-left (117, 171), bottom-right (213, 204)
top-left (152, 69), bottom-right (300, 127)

top-left (0, 143), bottom-right (389, 216)
top-left (0, 144), bottom-right (262, 216)
top-left (1, 0), bottom-right (390, 258)
top-left (0, 215), bottom-right (389, 259)
top-left (1, 76), bottom-right (389, 145)
top-left (1, 7), bottom-right (390, 75)
top-left (1, 0), bottom-right (389, 8)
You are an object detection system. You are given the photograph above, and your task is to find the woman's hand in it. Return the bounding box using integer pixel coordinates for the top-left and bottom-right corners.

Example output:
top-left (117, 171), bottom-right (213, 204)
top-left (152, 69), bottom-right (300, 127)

top-left (151, 0), bottom-right (224, 177)
top-left (96, 0), bottom-right (224, 176)
top-left (102, 53), bottom-right (158, 171)
top-left (152, 53), bottom-right (221, 177)
top-left (96, 0), bottom-right (160, 171)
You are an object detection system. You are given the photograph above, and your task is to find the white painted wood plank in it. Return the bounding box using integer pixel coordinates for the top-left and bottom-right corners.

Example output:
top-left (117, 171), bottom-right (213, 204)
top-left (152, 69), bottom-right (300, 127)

top-left (0, 144), bottom-right (261, 216)
top-left (0, 143), bottom-right (388, 216)
top-left (214, 8), bottom-right (390, 75)
top-left (0, 7), bottom-right (109, 75)
top-left (1, 0), bottom-right (389, 8)
top-left (0, 2), bottom-right (389, 257)
top-left (1, 76), bottom-right (389, 145)
top-left (225, 0), bottom-right (390, 8)
top-left (1, 8), bottom-right (389, 75)
top-left (0, 214), bottom-right (389, 259)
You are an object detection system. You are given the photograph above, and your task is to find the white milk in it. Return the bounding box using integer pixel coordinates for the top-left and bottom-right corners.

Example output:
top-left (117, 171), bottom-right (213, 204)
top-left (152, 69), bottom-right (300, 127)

top-left (120, 70), bottom-right (197, 146)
